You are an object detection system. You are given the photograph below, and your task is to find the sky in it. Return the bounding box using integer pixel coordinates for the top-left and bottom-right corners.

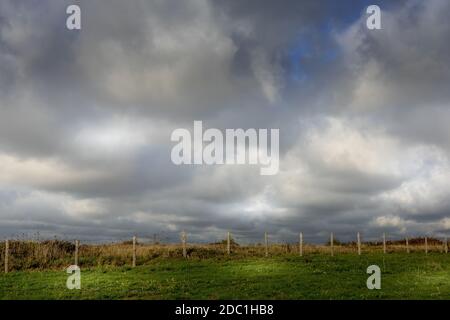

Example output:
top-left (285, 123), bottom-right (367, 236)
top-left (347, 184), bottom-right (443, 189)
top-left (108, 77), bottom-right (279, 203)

top-left (0, 0), bottom-right (450, 243)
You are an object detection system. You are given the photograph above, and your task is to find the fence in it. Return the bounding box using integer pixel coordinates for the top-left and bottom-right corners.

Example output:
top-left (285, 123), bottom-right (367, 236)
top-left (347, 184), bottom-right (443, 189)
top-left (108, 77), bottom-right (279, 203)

top-left (1, 232), bottom-right (448, 272)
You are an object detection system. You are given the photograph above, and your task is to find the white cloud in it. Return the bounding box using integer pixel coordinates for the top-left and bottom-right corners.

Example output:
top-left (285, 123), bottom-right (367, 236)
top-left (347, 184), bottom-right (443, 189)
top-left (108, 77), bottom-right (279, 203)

top-left (377, 154), bottom-right (450, 215)
top-left (372, 216), bottom-right (406, 233)
top-left (0, 154), bottom-right (106, 190)
top-left (440, 218), bottom-right (450, 230)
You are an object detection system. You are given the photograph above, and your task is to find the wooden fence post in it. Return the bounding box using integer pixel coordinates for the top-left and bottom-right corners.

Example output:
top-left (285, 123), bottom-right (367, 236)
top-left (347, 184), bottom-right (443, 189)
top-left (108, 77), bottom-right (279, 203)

top-left (425, 237), bottom-right (428, 255)
top-left (181, 231), bottom-right (187, 258)
top-left (406, 236), bottom-right (410, 254)
top-left (445, 237), bottom-right (448, 254)
top-left (4, 239), bottom-right (9, 274)
top-left (330, 232), bottom-right (334, 256)
top-left (357, 232), bottom-right (361, 256)
top-left (299, 232), bottom-right (303, 257)
top-left (227, 232), bottom-right (231, 255)
top-left (264, 232), bottom-right (268, 257)
top-left (74, 240), bottom-right (79, 266)
top-left (132, 236), bottom-right (137, 267)
top-left (383, 233), bottom-right (386, 254)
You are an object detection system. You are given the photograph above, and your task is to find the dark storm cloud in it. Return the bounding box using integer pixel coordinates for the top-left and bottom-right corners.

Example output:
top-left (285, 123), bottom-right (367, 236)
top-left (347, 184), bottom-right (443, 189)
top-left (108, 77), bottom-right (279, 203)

top-left (0, 0), bottom-right (449, 242)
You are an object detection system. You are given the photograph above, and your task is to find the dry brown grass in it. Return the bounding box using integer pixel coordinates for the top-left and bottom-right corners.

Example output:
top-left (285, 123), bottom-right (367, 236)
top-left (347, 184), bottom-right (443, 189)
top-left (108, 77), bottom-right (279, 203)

top-left (0, 237), bottom-right (447, 271)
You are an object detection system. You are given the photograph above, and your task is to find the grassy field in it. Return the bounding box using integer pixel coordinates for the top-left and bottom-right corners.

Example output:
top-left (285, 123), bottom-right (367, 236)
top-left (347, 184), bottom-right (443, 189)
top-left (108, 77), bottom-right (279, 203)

top-left (1, 252), bottom-right (450, 300)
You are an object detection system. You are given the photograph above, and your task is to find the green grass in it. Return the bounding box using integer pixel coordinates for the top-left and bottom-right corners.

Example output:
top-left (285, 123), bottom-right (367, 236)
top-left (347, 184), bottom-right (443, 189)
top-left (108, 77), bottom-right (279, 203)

top-left (1, 253), bottom-right (449, 299)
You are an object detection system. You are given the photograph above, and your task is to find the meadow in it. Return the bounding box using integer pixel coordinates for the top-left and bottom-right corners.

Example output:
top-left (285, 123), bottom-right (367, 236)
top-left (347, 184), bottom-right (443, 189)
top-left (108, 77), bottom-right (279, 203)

top-left (0, 239), bottom-right (449, 299)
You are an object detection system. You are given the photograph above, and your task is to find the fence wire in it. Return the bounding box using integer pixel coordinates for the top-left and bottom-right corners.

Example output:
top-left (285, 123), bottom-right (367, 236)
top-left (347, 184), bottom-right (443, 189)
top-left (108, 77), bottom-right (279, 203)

top-left (0, 232), bottom-right (448, 273)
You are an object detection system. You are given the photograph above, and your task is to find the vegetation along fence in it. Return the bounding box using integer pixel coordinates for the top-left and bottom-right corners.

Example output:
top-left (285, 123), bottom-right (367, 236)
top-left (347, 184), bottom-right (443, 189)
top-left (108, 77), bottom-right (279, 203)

top-left (0, 232), bottom-right (448, 272)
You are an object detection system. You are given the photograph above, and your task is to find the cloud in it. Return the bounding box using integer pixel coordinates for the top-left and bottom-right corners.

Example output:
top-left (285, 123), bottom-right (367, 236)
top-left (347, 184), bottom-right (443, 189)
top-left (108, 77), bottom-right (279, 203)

top-left (372, 216), bottom-right (406, 233)
top-left (440, 218), bottom-right (450, 230)
top-left (0, 0), bottom-right (449, 242)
